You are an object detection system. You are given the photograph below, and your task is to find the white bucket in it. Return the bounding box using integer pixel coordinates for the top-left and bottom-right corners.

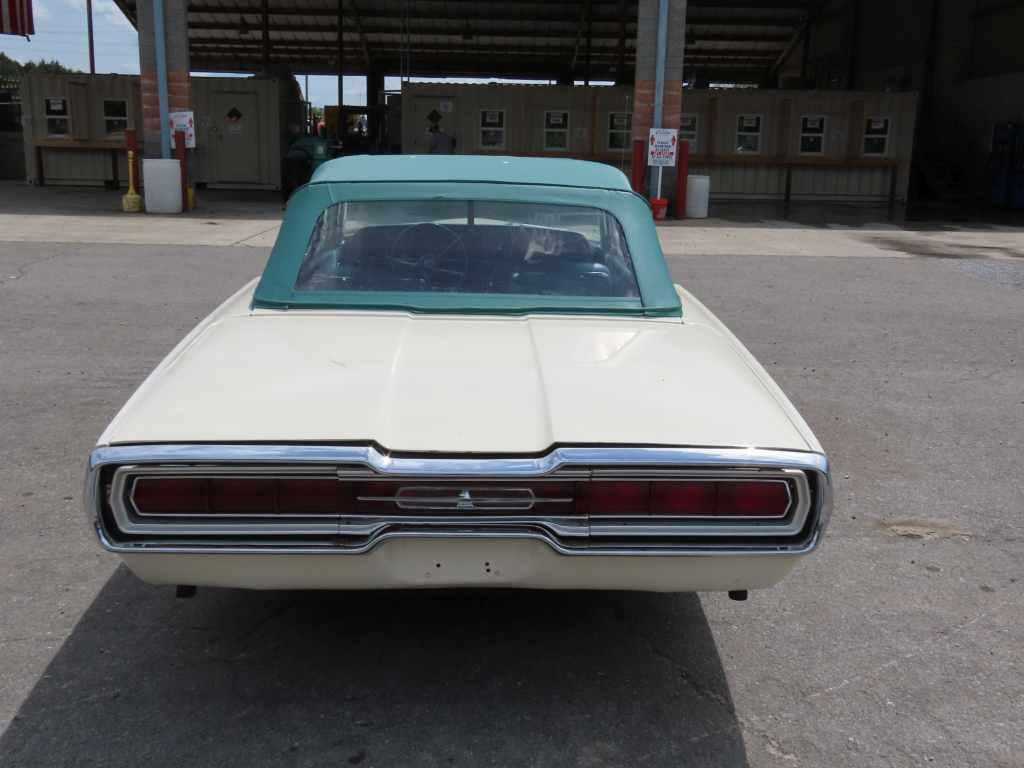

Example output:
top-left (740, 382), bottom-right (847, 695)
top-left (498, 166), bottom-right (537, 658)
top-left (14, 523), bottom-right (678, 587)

top-left (142, 159), bottom-right (183, 214)
top-left (685, 175), bottom-right (711, 219)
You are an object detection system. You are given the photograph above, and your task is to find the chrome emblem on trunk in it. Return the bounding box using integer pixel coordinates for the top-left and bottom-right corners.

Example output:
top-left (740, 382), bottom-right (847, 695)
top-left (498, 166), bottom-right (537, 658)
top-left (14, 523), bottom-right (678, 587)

top-left (395, 487), bottom-right (536, 512)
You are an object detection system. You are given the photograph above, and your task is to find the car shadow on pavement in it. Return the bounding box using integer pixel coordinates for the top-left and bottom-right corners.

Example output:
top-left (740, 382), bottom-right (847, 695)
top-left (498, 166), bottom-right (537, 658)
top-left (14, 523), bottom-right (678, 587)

top-left (0, 567), bottom-right (748, 767)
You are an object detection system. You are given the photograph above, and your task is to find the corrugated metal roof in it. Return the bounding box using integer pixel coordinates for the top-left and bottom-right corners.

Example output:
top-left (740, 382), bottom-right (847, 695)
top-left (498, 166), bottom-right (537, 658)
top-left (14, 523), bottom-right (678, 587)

top-left (111, 0), bottom-right (816, 83)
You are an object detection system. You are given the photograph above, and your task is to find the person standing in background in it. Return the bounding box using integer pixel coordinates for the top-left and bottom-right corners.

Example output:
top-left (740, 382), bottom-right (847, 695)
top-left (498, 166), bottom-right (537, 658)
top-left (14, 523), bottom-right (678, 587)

top-left (428, 124), bottom-right (456, 154)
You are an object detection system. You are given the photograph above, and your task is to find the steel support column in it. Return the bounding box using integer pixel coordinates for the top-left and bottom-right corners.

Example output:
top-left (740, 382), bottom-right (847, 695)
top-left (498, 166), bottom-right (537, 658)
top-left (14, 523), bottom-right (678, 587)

top-left (337, 0), bottom-right (345, 113)
top-left (86, 0), bottom-right (96, 74)
top-left (137, 0), bottom-right (191, 160)
top-left (633, 0), bottom-right (684, 200)
top-left (154, 0), bottom-right (171, 158)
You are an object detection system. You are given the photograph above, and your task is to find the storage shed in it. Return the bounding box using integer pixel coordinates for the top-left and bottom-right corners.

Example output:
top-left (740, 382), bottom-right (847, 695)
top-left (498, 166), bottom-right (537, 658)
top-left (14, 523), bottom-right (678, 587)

top-left (19, 73), bottom-right (140, 187)
top-left (19, 72), bottom-right (286, 190)
top-left (401, 83), bottom-right (637, 169)
top-left (682, 89), bottom-right (918, 205)
top-left (402, 82), bottom-right (917, 208)
top-left (189, 76), bottom-right (285, 190)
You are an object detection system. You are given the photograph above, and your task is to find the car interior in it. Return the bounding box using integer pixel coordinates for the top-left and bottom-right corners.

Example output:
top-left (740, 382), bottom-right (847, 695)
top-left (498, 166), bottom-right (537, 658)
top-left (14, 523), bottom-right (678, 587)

top-left (295, 221), bottom-right (641, 298)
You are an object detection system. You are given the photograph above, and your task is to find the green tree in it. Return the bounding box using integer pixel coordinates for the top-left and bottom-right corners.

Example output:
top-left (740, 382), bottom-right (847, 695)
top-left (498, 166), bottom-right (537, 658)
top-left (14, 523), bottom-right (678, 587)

top-left (0, 52), bottom-right (80, 76)
top-left (21, 58), bottom-right (80, 74)
top-left (0, 52), bottom-right (21, 78)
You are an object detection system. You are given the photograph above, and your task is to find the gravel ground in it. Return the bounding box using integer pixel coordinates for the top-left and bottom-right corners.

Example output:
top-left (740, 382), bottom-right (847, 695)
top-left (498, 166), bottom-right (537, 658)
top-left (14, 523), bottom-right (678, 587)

top-left (0, 239), bottom-right (1021, 767)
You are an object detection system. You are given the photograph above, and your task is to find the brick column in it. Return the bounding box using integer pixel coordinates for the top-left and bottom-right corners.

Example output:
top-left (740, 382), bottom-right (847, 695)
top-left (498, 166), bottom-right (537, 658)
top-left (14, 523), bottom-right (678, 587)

top-left (137, 0), bottom-right (191, 159)
top-left (632, 0), bottom-right (686, 187)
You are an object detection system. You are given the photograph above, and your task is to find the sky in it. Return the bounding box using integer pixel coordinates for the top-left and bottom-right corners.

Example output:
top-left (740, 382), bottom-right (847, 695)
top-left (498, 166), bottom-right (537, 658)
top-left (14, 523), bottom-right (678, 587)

top-left (0, 0), bottom-right (579, 106)
top-left (0, 0), bottom-right (369, 105)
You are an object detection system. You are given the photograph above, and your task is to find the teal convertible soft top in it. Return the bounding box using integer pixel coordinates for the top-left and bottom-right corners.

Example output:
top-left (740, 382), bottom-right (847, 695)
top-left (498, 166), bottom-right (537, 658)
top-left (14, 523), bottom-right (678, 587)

top-left (253, 155), bottom-right (682, 317)
top-left (309, 154), bottom-right (635, 191)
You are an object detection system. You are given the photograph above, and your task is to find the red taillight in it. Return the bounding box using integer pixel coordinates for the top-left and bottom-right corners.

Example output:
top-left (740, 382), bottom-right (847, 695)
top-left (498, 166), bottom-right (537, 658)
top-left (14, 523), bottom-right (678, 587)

top-left (650, 481), bottom-right (717, 515)
top-left (131, 477), bottom-right (207, 514)
top-left (132, 477), bottom-right (351, 516)
top-left (716, 481), bottom-right (790, 517)
top-left (585, 481), bottom-right (650, 515)
top-left (209, 478), bottom-right (276, 514)
top-left (130, 477), bottom-right (791, 519)
top-left (277, 479), bottom-right (346, 515)
top-left (586, 480), bottom-right (790, 518)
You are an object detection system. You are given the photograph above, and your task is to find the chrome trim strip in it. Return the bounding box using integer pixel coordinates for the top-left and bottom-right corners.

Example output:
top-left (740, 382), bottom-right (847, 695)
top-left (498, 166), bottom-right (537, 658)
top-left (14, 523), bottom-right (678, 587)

top-left (94, 523), bottom-right (823, 558)
top-left (116, 466), bottom-right (339, 534)
top-left (90, 444), bottom-right (830, 476)
top-left (108, 467), bottom-right (808, 538)
top-left (588, 476), bottom-right (792, 521)
top-left (85, 444), bottom-right (831, 556)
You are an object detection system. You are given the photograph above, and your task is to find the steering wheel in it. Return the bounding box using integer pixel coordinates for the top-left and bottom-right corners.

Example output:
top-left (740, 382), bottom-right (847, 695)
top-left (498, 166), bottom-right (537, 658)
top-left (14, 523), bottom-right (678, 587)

top-left (387, 222), bottom-right (469, 291)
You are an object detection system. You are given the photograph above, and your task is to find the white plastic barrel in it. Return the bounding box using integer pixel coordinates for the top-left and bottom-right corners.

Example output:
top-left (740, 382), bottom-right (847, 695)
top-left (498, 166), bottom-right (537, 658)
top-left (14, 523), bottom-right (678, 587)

top-left (142, 159), bottom-right (183, 214)
top-left (685, 174), bottom-right (711, 219)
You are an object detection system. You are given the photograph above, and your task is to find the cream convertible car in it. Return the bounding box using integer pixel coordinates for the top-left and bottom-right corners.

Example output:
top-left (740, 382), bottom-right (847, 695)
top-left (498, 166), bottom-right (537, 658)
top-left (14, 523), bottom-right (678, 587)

top-left (85, 156), bottom-right (830, 598)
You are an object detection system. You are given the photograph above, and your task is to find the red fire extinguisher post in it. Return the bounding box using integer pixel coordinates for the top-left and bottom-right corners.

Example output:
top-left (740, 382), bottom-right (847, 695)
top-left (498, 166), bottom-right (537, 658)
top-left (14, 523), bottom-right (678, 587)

top-left (174, 129), bottom-right (188, 212)
top-left (675, 139), bottom-right (690, 219)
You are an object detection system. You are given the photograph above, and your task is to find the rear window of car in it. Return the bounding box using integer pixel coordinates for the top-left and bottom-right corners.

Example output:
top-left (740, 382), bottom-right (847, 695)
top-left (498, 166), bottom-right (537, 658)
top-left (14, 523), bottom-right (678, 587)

top-left (294, 200), bottom-right (641, 299)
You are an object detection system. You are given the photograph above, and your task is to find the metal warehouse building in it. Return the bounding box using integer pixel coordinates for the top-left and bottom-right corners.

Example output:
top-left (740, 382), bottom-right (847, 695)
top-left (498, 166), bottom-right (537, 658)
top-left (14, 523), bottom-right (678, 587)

top-left (401, 82), bottom-right (917, 208)
top-left (6, 0), bottom-right (1024, 216)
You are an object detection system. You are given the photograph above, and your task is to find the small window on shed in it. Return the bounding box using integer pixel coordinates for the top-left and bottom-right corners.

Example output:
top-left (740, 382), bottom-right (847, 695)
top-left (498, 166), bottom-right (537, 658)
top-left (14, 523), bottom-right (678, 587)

top-left (799, 115), bottom-right (826, 155)
top-left (103, 99), bottom-right (128, 136)
top-left (680, 113), bottom-right (699, 152)
top-left (735, 114), bottom-right (761, 153)
top-left (863, 117), bottom-right (890, 156)
top-left (45, 96), bottom-right (70, 137)
top-left (479, 109), bottom-right (506, 150)
top-left (543, 110), bottom-right (570, 151)
top-left (607, 112), bottom-right (632, 150)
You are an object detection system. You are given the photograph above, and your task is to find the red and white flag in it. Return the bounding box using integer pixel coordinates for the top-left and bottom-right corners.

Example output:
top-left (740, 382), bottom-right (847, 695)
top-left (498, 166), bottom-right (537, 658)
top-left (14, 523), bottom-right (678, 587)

top-left (1, 0), bottom-right (35, 36)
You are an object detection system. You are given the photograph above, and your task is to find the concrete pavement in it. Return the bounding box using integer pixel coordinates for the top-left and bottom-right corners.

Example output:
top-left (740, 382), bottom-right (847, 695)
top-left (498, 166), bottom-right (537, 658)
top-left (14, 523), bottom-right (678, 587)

top-left (4, 180), bottom-right (1024, 259)
top-left (0, 195), bottom-right (1022, 766)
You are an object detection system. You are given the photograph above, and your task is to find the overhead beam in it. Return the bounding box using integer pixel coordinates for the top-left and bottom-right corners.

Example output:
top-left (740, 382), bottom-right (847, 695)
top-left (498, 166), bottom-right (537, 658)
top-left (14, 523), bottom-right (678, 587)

top-left (686, 16), bottom-right (803, 27)
top-left (767, 19), bottom-right (808, 78)
top-left (191, 40), bottom-right (776, 67)
top-left (186, 4), bottom-right (637, 24)
top-left (187, 22), bottom-right (627, 41)
top-left (187, 20), bottom-right (791, 47)
top-left (187, 4), bottom-right (804, 28)
top-left (191, 52), bottom-right (578, 77)
top-left (766, 0), bottom-right (827, 82)
top-left (192, 40), bottom-right (587, 56)
top-left (683, 31), bottom-right (791, 42)
top-left (687, 0), bottom-right (811, 7)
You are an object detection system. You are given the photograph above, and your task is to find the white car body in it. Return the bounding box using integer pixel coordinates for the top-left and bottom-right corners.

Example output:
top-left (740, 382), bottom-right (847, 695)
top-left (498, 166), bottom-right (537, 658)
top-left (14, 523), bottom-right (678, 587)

top-left (85, 156), bottom-right (830, 594)
top-left (86, 281), bottom-right (829, 593)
